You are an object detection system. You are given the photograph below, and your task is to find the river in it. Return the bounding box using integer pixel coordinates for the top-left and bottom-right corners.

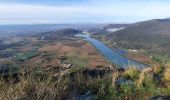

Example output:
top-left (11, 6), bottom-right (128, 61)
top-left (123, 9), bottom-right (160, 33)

top-left (76, 34), bottom-right (148, 69)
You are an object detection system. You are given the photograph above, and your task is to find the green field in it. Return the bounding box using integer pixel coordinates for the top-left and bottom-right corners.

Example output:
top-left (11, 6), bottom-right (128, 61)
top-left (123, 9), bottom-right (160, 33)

top-left (14, 50), bottom-right (39, 61)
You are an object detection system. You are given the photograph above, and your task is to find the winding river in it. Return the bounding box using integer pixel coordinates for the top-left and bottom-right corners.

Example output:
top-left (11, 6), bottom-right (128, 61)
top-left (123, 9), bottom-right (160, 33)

top-left (76, 34), bottom-right (148, 69)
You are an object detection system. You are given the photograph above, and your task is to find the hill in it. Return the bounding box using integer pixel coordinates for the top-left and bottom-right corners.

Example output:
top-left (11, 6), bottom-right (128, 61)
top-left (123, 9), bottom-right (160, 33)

top-left (106, 18), bottom-right (170, 61)
top-left (56, 28), bottom-right (82, 36)
top-left (36, 28), bottom-right (82, 40)
top-left (109, 19), bottom-right (170, 36)
top-left (91, 24), bottom-right (129, 35)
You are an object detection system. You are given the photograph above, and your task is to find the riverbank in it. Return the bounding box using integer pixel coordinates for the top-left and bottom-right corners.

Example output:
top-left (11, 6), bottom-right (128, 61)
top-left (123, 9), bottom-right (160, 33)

top-left (92, 35), bottom-right (150, 66)
top-left (76, 34), bottom-right (148, 69)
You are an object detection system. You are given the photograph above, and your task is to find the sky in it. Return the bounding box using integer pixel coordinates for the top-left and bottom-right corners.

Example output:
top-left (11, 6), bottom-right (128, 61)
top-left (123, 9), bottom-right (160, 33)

top-left (1, 0), bottom-right (170, 24)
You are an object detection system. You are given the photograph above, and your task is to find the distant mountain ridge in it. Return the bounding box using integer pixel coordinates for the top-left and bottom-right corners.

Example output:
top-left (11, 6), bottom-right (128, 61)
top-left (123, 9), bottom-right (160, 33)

top-left (108, 18), bottom-right (170, 37)
top-left (0, 24), bottom-right (106, 38)
top-left (37, 28), bottom-right (82, 40)
top-left (105, 18), bottom-right (170, 57)
top-left (56, 28), bottom-right (82, 36)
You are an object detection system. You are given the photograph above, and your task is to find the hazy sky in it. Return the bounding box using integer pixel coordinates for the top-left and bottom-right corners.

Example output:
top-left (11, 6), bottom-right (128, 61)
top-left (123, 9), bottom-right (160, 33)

top-left (0, 0), bottom-right (170, 24)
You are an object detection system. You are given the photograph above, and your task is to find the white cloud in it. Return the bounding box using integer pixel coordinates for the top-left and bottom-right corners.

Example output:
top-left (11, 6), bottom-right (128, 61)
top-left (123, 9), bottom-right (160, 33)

top-left (1, 1), bottom-right (170, 24)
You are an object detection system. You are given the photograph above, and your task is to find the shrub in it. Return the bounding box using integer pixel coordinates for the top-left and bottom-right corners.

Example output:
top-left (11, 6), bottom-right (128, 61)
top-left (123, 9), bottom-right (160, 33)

top-left (124, 67), bottom-right (140, 80)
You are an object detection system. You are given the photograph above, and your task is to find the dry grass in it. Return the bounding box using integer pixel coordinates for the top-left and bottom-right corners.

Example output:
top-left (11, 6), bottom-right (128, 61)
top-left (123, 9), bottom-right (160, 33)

top-left (0, 66), bottom-right (70, 100)
top-left (112, 71), bottom-right (119, 86)
top-left (136, 71), bottom-right (154, 88)
top-left (0, 64), bottom-right (114, 100)
top-left (0, 63), bottom-right (170, 100)
top-left (163, 63), bottom-right (170, 83)
top-left (151, 64), bottom-right (162, 74)
top-left (124, 67), bottom-right (140, 80)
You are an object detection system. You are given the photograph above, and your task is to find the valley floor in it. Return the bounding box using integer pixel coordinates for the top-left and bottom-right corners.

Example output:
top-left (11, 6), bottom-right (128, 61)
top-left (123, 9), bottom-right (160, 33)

top-left (0, 33), bottom-right (170, 100)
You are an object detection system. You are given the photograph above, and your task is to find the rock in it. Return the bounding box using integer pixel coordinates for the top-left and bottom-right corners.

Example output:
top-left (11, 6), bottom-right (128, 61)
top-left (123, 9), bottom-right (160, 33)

top-left (62, 63), bottom-right (72, 69)
top-left (117, 68), bottom-right (125, 73)
top-left (150, 95), bottom-right (170, 100)
top-left (53, 73), bottom-right (59, 77)
top-left (109, 64), bottom-right (115, 70)
top-left (115, 77), bottom-right (133, 86)
top-left (74, 90), bottom-right (94, 100)
top-left (45, 66), bottom-right (60, 72)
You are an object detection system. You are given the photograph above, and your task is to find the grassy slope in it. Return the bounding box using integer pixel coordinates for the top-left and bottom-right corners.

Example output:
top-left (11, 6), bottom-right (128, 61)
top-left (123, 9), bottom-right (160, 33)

top-left (0, 63), bottom-right (170, 100)
top-left (104, 19), bottom-right (170, 62)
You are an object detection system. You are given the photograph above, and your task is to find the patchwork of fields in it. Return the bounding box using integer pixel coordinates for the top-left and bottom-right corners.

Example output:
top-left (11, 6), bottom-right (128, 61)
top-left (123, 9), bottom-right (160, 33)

top-left (0, 35), bottom-right (110, 70)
